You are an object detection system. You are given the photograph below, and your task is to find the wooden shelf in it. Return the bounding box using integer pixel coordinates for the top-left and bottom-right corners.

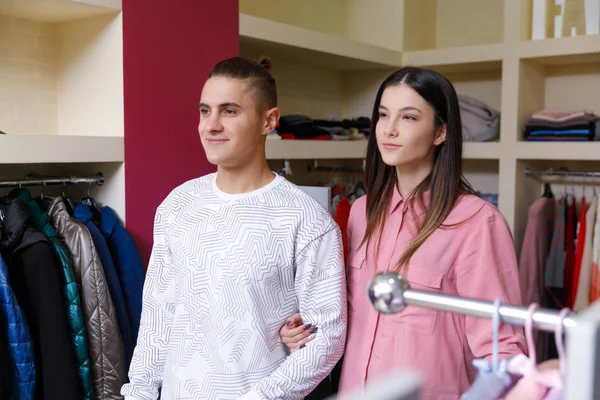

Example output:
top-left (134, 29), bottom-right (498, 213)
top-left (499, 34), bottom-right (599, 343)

top-left (239, 13), bottom-right (402, 71)
top-left (516, 142), bottom-right (600, 161)
top-left (0, 0), bottom-right (120, 22)
top-left (518, 35), bottom-right (600, 65)
top-left (0, 135), bottom-right (124, 164)
top-left (266, 140), bottom-right (367, 160)
top-left (266, 140), bottom-right (501, 160)
top-left (402, 44), bottom-right (504, 74)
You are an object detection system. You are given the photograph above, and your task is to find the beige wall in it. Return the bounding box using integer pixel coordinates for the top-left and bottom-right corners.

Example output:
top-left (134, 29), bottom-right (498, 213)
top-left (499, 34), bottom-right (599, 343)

top-left (239, 0), bottom-right (346, 37)
top-left (0, 15), bottom-right (58, 135)
top-left (0, 11), bottom-right (123, 136)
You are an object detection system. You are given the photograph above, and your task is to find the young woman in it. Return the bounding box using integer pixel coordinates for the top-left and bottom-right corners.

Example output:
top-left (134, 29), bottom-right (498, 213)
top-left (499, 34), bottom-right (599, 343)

top-left (280, 67), bottom-right (527, 399)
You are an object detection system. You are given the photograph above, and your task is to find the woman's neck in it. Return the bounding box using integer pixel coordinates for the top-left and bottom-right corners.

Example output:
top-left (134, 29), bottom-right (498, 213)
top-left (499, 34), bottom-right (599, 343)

top-left (395, 161), bottom-right (434, 199)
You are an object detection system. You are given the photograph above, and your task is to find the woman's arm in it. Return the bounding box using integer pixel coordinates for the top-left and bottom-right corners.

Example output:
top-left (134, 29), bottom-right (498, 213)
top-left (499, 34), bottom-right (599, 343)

top-left (455, 212), bottom-right (527, 359)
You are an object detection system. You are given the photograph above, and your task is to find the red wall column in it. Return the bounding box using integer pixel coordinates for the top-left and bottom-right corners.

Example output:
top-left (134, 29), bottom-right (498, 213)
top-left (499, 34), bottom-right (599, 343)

top-left (123, 0), bottom-right (239, 265)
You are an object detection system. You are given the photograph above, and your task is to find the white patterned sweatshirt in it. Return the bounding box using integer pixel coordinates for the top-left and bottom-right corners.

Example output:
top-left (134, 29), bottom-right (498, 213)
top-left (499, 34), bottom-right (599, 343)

top-left (121, 173), bottom-right (347, 400)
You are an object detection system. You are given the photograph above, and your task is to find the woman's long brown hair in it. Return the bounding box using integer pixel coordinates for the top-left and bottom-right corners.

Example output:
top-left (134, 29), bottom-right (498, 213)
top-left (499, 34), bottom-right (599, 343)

top-left (361, 67), bottom-right (475, 273)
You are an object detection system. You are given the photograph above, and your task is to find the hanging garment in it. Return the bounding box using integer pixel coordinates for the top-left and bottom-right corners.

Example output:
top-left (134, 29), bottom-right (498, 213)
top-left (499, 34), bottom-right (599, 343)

top-left (574, 196), bottom-right (597, 311)
top-left (334, 197), bottom-right (351, 261)
top-left (9, 188), bottom-right (93, 400)
top-left (48, 198), bottom-right (126, 400)
top-left (99, 206), bottom-right (145, 343)
top-left (0, 197), bottom-right (82, 400)
top-left (571, 197), bottom-right (588, 308)
top-left (519, 197), bottom-right (556, 306)
top-left (0, 253), bottom-right (35, 399)
top-left (0, 331), bottom-right (7, 400)
top-left (590, 199), bottom-right (600, 303)
top-left (460, 358), bottom-right (515, 399)
top-left (564, 198), bottom-right (576, 306)
top-left (545, 198), bottom-right (566, 298)
top-left (74, 203), bottom-right (134, 367)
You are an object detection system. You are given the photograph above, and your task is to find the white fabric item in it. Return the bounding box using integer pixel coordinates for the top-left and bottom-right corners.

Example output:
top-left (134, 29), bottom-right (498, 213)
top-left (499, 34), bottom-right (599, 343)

top-left (121, 173), bottom-right (347, 400)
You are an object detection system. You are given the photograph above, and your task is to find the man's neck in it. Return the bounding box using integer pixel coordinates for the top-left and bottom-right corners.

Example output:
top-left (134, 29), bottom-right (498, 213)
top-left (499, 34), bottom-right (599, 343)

top-left (216, 158), bottom-right (275, 195)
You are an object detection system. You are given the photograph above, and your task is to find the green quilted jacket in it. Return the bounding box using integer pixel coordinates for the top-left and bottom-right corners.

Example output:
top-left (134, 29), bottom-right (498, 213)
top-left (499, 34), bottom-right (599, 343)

top-left (11, 189), bottom-right (93, 400)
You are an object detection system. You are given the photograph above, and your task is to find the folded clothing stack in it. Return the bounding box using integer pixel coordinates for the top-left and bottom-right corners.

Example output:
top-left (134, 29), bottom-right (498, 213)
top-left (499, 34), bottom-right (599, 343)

top-left (459, 95), bottom-right (500, 142)
top-left (276, 115), bottom-right (370, 140)
top-left (523, 110), bottom-right (600, 141)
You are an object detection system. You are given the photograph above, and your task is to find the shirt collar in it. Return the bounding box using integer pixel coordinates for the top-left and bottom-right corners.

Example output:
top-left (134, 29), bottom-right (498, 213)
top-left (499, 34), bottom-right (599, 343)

top-left (389, 184), bottom-right (431, 218)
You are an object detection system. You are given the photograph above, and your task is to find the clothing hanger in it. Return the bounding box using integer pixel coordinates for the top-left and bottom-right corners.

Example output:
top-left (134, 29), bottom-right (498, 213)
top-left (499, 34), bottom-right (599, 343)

top-left (507, 303), bottom-right (564, 390)
top-left (542, 183), bottom-right (554, 198)
top-left (459, 299), bottom-right (513, 400)
top-left (491, 298), bottom-right (501, 373)
top-left (81, 181), bottom-right (102, 221)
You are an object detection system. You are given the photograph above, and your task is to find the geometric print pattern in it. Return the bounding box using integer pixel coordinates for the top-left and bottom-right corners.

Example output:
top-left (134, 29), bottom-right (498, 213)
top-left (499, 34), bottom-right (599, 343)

top-left (122, 173), bottom-right (347, 400)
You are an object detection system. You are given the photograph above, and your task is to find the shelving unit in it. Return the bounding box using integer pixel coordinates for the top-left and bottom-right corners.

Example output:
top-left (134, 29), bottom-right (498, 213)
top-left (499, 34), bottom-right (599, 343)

top-left (239, 0), bottom-right (600, 252)
top-left (0, 0), bottom-right (125, 218)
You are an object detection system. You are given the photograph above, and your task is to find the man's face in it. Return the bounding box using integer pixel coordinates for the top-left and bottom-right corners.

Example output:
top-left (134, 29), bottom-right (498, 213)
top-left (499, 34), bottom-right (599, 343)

top-left (198, 77), bottom-right (275, 169)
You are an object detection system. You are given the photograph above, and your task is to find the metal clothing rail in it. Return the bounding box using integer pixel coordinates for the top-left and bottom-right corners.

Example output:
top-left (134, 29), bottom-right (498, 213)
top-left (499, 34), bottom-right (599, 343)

top-left (367, 272), bottom-right (577, 332)
top-left (0, 173), bottom-right (104, 188)
top-left (524, 167), bottom-right (600, 178)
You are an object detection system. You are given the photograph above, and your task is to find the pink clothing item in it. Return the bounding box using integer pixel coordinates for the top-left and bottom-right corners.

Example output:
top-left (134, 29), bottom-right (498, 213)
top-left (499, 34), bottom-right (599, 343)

top-left (532, 109), bottom-right (597, 121)
top-left (338, 190), bottom-right (527, 400)
top-left (518, 197), bottom-right (555, 306)
top-left (505, 305), bottom-right (568, 400)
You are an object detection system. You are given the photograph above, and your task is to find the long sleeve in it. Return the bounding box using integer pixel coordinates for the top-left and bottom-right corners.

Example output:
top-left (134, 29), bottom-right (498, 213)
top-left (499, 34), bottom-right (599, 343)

top-left (456, 213), bottom-right (527, 360)
top-left (240, 226), bottom-right (348, 400)
top-left (121, 206), bottom-right (175, 400)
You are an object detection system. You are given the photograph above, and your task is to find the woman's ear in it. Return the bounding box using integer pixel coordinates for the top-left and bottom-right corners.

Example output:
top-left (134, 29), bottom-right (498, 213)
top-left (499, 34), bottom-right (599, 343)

top-left (434, 124), bottom-right (447, 146)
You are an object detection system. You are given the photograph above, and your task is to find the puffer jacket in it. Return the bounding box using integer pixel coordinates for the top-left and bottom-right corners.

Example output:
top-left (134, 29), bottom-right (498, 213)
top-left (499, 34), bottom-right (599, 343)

top-left (0, 253), bottom-right (35, 399)
top-left (100, 206), bottom-right (146, 344)
top-left (49, 197), bottom-right (126, 400)
top-left (0, 197), bottom-right (81, 399)
top-left (9, 189), bottom-right (93, 399)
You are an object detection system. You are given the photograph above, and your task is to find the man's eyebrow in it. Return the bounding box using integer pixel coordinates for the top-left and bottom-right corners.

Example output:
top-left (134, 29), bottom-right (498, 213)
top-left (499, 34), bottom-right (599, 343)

top-left (198, 102), bottom-right (241, 108)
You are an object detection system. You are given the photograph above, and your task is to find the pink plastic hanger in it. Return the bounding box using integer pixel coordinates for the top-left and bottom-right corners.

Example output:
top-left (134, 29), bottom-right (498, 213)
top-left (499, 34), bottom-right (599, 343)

top-left (507, 303), bottom-right (564, 390)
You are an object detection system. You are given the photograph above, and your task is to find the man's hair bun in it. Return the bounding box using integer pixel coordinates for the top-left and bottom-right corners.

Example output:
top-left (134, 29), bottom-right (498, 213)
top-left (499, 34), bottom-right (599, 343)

top-left (257, 56), bottom-right (272, 71)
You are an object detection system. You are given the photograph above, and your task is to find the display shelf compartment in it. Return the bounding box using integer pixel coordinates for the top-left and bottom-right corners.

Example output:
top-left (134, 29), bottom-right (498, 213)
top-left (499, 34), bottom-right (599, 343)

top-left (239, 13), bottom-right (402, 71)
top-left (0, 10), bottom-right (123, 137)
top-left (517, 56), bottom-right (600, 142)
top-left (402, 0), bottom-right (505, 51)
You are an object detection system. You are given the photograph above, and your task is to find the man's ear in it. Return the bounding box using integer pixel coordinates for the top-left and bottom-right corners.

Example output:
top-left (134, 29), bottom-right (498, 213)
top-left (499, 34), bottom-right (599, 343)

top-left (434, 124), bottom-right (447, 146)
top-left (262, 106), bottom-right (281, 136)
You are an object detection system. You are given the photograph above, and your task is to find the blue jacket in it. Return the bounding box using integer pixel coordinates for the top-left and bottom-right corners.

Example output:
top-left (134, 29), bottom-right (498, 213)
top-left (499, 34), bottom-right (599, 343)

top-left (0, 255), bottom-right (35, 399)
top-left (74, 204), bottom-right (134, 367)
top-left (99, 206), bottom-right (145, 344)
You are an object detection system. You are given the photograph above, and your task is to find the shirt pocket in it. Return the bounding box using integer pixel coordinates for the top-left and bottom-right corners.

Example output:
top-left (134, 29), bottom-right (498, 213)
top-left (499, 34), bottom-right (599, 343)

top-left (346, 247), bottom-right (366, 313)
top-left (389, 266), bottom-right (443, 335)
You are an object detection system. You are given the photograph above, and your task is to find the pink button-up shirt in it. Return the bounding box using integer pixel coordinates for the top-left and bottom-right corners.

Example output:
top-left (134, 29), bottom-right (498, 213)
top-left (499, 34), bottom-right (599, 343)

top-left (338, 189), bottom-right (527, 400)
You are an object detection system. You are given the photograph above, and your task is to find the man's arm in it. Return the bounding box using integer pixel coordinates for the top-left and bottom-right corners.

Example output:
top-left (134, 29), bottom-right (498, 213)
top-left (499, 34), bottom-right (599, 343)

top-left (240, 225), bottom-right (348, 400)
top-left (121, 205), bottom-right (176, 400)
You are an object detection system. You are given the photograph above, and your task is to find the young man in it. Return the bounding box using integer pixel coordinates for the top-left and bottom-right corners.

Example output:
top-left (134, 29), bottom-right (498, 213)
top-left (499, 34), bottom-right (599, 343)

top-left (121, 56), bottom-right (347, 400)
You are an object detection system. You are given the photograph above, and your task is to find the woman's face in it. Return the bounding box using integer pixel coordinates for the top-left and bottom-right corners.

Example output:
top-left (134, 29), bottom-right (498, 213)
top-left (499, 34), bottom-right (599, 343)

top-left (375, 83), bottom-right (446, 170)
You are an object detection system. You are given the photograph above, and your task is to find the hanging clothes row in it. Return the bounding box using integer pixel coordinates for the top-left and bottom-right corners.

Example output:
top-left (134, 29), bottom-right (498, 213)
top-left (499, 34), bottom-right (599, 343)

top-left (0, 178), bottom-right (145, 400)
top-left (519, 170), bottom-right (600, 362)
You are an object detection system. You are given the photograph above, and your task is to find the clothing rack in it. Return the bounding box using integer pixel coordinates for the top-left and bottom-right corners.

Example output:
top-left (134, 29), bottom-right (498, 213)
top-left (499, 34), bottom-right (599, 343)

top-left (0, 173), bottom-right (104, 188)
top-left (367, 272), bottom-right (576, 332)
top-left (308, 160), bottom-right (366, 173)
top-left (524, 167), bottom-right (600, 178)
top-left (364, 272), bottom-right (600, 400)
